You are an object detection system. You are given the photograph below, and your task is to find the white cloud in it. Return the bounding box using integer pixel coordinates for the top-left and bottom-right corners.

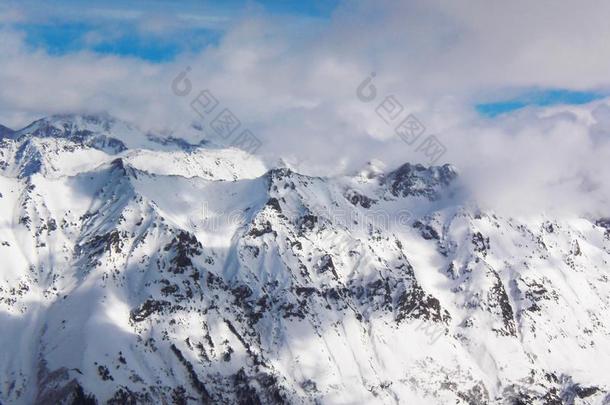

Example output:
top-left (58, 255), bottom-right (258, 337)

top-left (1, 0), bottom-right (610, 216)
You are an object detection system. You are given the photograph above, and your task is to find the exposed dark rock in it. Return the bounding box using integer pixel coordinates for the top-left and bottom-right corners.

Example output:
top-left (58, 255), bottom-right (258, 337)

top-left (395, 283), bottom-right (450, 325)
top-left (387, 163), bottom-right (457, 200)
top-left (107, 387), bottom-right (149, 405)
top-left (266, 198), bottom-right (282, 213)
top-left (574, 384), bottom-right (599, 398)
top-left (344, 190), bottom-right (375, 208)
top-left (96, 365), bottom-right (113, 381)
top-left (488, 271), bottom-right (517, 337)
top-left (472, 232), bottom-right (490, 256)
top-left (249, 221), bottom-right (275, 237)
top-left (298, 214), bottom-right (317, 232)
top-left (317, 254), bottom-right (338, 279)
top-left (76, 230), bottom-right (124, 258)
top-left (130, 299), bottom-right (171, 322)
top-left (413, 220), bottom-right (440, 240)
top-left (164, 231), bottom-right (203, 273)
top-left (170, 344), bottom-right (212, 403)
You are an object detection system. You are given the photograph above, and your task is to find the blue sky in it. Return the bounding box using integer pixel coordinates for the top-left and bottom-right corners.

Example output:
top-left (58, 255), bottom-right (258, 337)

top-left (15, 21), bottom-right (222, 61)
top-left (476, 89), bottom-right (605, 117)
top-left (2, 0), bottom-right (339, 61)
top-left (0, 0), bottom-right (606, 117)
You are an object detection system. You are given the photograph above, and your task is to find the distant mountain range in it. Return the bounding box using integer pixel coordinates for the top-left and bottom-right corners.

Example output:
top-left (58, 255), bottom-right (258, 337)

top-left (0, 114), bottom-right (609, 404)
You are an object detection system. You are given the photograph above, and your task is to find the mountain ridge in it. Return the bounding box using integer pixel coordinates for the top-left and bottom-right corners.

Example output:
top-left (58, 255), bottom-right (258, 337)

top-left (0, 114), bottom-right (609, 404)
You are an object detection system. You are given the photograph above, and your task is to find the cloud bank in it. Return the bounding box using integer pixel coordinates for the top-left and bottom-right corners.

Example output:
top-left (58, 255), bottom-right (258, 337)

top-left (1, 0), bottom-right (610, 216)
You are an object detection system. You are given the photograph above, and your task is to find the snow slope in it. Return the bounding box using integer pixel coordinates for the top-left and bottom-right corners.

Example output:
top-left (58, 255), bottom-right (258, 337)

top-left (0, 114), bottom-right (609, 404)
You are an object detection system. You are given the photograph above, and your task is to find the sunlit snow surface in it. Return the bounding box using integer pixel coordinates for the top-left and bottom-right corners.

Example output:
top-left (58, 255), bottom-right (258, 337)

top-left (0, 115), bottom-right (609, 404)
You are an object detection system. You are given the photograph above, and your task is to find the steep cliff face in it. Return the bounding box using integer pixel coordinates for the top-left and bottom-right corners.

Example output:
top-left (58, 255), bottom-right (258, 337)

top-left (0, 115), bottom-right (609, 404)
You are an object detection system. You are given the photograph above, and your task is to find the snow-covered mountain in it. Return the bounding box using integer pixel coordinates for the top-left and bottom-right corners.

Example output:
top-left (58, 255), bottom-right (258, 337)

top-left (0, 124), bottom-right (13, 139)
top-left (1, 114), bottom-right (609, 404)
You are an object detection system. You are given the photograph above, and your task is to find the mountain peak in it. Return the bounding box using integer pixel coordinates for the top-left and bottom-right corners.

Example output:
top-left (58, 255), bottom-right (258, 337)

top-left (387, 162), bottom-right (458, 200)
top-left (355, 159), bottom-right (386, 180)
top-left (0, 124), bottom-right (14, 139)
top-left (16, 112), bottom-right (121, 139)
top-left (1, 113), bottom-right (610, 404)
top-left (11, 113), bottom-right (173, 152)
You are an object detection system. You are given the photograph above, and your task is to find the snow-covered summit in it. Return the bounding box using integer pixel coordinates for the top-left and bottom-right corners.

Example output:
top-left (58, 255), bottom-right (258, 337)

top-left (386, 162), bottom-right (458, 199)
top-left (13, 113), bottom-right (167, 152)
top-left (0, 114), bottom-right (609, 404)
top-left (0, 114), bottom-right (267, 180)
